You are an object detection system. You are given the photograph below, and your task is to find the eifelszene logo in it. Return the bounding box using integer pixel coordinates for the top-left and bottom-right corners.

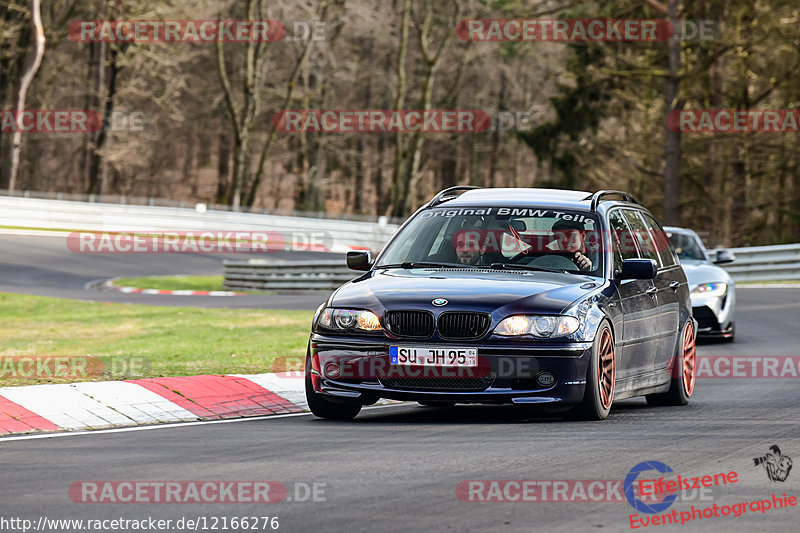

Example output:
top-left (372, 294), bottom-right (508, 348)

top-left (625, 461), bottom-right (678, 514)
top-left (753, 445), bottom-right (793, 482)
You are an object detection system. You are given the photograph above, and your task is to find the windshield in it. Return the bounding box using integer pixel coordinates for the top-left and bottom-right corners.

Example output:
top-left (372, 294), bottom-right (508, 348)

top-left (668, 232), bottom-right (708, 261)
top-left (377, 206), bottom-right (603, 275)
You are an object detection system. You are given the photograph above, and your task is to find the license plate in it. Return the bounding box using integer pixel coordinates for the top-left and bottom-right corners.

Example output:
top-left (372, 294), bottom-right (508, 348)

top-left (389, 346), bottom-right (477, 367)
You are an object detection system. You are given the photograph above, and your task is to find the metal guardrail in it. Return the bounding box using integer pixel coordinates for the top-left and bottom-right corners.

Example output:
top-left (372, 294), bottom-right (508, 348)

top-left (723, 244), bottom-right (800, 282)
top-left (225, 244), bottom-right (800, 292)
top-left (2, 194), bottom-right (797, 286)
top-left (0, 189), bottom-right (403, 225)
top-left (223, 259), bottom-right (357, 291)
top-left (0, 195), bottom-right (398, 253)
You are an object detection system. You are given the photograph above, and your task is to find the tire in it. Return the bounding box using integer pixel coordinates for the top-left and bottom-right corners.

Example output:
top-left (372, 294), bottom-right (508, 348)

top-left (305, 356), bottom-right (362, 420)
top-left (646, 321), bottom-right (696, 406)
top-left (568, 320), bottom-right (615, 421)
top-left (418, 401), bottom-right (456, 407)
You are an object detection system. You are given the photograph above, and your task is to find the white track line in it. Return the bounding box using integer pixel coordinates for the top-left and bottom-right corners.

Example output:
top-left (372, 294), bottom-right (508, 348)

top-left (0, 403), bottom-right (409, 443)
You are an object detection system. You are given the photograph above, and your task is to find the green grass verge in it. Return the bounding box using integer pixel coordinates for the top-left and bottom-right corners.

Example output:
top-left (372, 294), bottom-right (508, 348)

top-left (0, 292), bottom-right (313, 387)
top-left (114, 275), bottom-right (226, 292)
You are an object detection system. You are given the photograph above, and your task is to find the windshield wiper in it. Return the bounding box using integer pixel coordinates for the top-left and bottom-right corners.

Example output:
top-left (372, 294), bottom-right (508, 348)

top-left (489, 263), bottom-right (567, 274)
top-left (380, 261), bottom-right (477, 269)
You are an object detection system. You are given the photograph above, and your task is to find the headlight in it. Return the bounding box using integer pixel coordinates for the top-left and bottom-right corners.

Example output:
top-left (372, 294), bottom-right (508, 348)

top-left (692, 282), bottom-right (727, 297)
top-left (318, 308), bottom-right (383, 331)
top-left (494, 315), bottom-right (580, 338)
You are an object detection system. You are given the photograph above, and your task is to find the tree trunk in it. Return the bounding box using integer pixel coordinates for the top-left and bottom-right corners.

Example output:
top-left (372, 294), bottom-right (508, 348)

top-left (487, 70), bottom-right (506, 188)
top-left (184, 132), bottom-right (196, 197)
top-left (247, 35), bottom-right (313, 208)
top-left (662, 0), bottom-right (681, 225)
top-left (375, 133), bottom-right (386, 215)
top-left (215, 0), bottom-right (260, 210)
top-left (352, 70), bottom-right (371, 213)
top-left (387, 0), bottom-right (411, 217)
top-left (95, 48), bottom-right (118, 195)
top-left (216, 130), bottom-right (231, 203)
top-left (7, 0), bottom-right (45, 192)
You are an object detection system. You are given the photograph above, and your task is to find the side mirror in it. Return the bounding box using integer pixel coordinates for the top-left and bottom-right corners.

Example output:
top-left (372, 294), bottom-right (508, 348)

top-left (713, 249), bottom-right (736, 265)
top-left (346, 250), bottom-right (372, 271)
top-left (619, 258), bottom-right (657, 280)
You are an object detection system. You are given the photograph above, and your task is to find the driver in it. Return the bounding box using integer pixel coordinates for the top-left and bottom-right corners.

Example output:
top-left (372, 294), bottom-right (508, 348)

top-left (454, 231), bottom-right (481, 265)
top-left (551, 219), bottom-right (593, 270)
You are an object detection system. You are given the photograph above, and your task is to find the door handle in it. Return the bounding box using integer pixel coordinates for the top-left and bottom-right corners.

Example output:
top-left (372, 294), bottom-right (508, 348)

top-left (646, 286), bottom-right (658, 296)
top-left (669, 281), bottom-right (680, 292)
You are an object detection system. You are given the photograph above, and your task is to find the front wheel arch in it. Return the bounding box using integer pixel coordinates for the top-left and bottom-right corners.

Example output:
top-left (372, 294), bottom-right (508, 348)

top-left (567, 318), bottom-right (615, 421)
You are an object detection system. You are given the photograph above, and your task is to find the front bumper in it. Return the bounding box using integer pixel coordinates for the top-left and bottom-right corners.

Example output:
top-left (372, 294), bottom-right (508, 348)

top-left (691, 291), bottom-right (734, 337)
top-left (309, 333), bottom-right (593, 406)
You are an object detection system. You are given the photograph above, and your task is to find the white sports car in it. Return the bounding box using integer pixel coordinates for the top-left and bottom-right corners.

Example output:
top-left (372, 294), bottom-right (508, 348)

top-left (665, 227), bottom-right (736, 342)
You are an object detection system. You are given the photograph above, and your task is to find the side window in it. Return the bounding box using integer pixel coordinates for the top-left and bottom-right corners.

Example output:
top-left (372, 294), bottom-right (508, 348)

top-left (640, 213), bottom-right (676, 268)
top-left (607, 210), bottom-right (639, 272)
top-left (623, 210), bottom-right (662, 267)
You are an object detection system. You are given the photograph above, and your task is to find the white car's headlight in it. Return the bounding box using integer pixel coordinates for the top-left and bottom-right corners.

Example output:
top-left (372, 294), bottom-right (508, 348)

top-left (494, 315), bottom-right (580, 338)
top-left (318, 308), bottom-right (382, 331)
top-left (692, 282), bottom-right (727, 297)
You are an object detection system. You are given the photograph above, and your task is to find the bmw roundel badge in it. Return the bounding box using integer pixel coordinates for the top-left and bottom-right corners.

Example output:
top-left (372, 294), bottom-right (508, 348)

top-left (432, 298), bottom-right (448, 306)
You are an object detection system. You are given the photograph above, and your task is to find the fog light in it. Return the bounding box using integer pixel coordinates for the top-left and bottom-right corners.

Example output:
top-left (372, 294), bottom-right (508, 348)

top-left (537, 371), bottom-right (556, 387)
top-left (324, 362), bottom-right (342, 379)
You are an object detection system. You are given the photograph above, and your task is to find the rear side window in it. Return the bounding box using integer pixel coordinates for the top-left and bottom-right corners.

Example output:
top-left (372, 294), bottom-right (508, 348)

top-left (622, 210), bottom-right (661, 267)
top-left (608, 210), bottom-right (639, 272)
top-left (640, 212), bottom-right (677, 268)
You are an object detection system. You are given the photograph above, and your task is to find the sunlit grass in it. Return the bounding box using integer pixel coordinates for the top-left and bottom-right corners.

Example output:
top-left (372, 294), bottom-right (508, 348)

top-left (0, 293), bottom-right (312, 386)
top-left (113, 275), bottom-right (226, 291)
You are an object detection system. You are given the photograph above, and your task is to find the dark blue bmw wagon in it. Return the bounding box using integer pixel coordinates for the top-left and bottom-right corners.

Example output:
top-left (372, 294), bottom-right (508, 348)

top-left (305, 187), bottom-right (697, 420)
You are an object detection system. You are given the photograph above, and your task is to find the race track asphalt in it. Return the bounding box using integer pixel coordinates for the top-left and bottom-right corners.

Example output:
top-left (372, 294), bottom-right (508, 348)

top-left (0, 233), bottom-right (333, 309)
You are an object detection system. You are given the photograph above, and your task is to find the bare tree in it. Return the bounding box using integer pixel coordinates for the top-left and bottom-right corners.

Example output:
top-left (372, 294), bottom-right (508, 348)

top-left (7, 0), bottom-right (44, 192)
top-left (215, 0), bottom-right (261, 209)
top-left (662, 0), bottom-right (682, 225)
top-left (402, 0), bottom-right (460, 213)
top-left (387, 0), bottom-right (411, 217)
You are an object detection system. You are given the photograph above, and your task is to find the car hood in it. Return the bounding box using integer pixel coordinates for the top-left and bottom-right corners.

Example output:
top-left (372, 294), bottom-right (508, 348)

top-left (330, 268), bottom-right (602, 315)
top-left (680, 259), bottom-right (733, 289)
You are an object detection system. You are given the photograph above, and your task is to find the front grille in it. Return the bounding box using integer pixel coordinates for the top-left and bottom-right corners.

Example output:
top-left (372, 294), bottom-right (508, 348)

top-left (379, 374), bottom-right (495, 392)
top-left (692, 306), bottom-right (719, 330)
top-left (385, 310), bottom-right (435, 338)
top-left (438, 312), bottom-right (491, 339)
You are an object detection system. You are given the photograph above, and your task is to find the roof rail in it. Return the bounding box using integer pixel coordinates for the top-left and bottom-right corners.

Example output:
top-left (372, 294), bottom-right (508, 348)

top-left (587, 190), bottom-right (642, 211)
top-left (427, 186), bottom-right (482, 207)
